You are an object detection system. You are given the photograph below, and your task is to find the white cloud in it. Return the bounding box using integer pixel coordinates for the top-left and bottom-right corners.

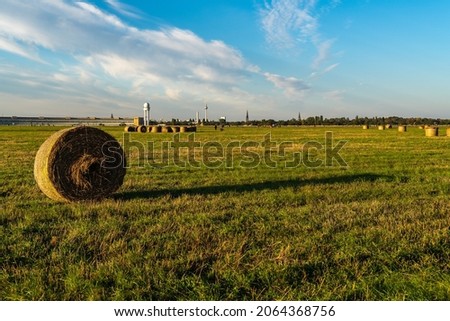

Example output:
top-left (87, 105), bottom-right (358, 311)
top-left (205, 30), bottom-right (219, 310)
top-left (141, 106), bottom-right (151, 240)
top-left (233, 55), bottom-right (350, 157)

top-left (76, 2), bottom-right (127, 29)
top-left (260, 0), bottom-right (340, 68)
top-left (264, 72), bottom-right (310, 98)
top-left (0, 0), bottom-right (340, 119)
top-left (312, 39), bottom-right (334, 68)
top-left (323, 89), bottom-right (344, 101)
top-left (165, 87), bottom-right (181, 100)
top-left (105, 0), bottom-right (142, 19)
top-left (260, 0), bottom-right (318, 49)
top-left (0, 36), bottom-right (43, 62)
top-left (323, 63), bottom-right (339, 73)
top-left (91, 54), bottom-right (146, 79)
top-left (309, 62), bottom-right (339, 79)
top-left (0, 1), bottom-right (258, 115)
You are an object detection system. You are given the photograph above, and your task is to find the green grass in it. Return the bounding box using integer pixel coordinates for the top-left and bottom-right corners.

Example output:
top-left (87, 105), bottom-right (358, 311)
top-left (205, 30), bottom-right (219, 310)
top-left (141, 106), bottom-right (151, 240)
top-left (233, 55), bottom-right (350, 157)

top-left (1, 125), bottom-right (449, 300)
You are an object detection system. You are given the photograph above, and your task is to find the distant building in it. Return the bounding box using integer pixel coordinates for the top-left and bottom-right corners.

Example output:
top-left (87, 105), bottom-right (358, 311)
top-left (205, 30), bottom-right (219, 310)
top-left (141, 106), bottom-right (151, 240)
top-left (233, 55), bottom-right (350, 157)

top-left (0, 116), bottom-right (132, 126)
top-left (143, 102), bottom-right (150, 126)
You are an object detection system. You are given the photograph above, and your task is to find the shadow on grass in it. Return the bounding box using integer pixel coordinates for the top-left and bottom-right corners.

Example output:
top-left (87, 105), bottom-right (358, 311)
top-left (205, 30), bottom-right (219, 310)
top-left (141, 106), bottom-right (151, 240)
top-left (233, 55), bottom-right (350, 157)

top-left (114, 173), bottom-right (392, 200)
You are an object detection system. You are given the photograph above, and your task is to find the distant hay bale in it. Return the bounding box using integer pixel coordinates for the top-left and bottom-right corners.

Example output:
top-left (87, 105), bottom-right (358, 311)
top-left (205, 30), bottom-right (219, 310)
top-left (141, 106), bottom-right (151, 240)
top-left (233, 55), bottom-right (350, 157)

top-left (378, 125), bottom-right (385, 130)
top-left (151, 126), bottom-right (161, 133)
top-left (124, 126), bottom-right (135, 132)
top-left (146, 126), bottom-right (152, 133)
top-left (136, 125), bottom-right (147, 133)
top-left (447, 128), bottom-right (450, 137)
top-left (362, 125), bottom-right (369, 130)
top-left (418, 126), bottom-right (424, 129)
top-left (386, 124), bottom-right (392, 129)
top-left (398, 125), bottom-right (407, 132)
top-left (161, 126), bottom-right (172, 133)
top-left (34, 126), bottom-right (126, 202)
top-left (425, 127), bottom-right (438, 137)
top-left (172, 126), bottom-right (180, 132)
top-left (178, 126), bottom-right (197, 133)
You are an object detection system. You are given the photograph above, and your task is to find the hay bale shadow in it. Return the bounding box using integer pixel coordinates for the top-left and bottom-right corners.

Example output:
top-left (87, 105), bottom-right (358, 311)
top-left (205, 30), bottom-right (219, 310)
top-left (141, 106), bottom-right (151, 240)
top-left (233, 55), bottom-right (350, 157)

top-left (114, 173), bottom-right (392, 201)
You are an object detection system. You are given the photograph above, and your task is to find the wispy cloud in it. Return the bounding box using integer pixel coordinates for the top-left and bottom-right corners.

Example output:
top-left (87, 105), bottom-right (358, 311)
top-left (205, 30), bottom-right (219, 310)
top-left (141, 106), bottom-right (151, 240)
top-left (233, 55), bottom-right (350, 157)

top-left (323, 62), bottom-right (339, 73)
top-left (309, 62), bottom-right (339, 79)
top-left (104, 0), bottom-right (142, 19)
top-left (312, 38), bottom-right (334, 68)
top-left (260, 0), bottom-right (317, 49)
top-left (323, 89), bottom-right (345, 101)
top-left (264, 72), bottom-right (309, 98)
top-left (0, 36), bottom-right (43, 62)
top-left (76, 2), bottom-right (127, 29)
top-left (259, 0), bottom-right (339, 68)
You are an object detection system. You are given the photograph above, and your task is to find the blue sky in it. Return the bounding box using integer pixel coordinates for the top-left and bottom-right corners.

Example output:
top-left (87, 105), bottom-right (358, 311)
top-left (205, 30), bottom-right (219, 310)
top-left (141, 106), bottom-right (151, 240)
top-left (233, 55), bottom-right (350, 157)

top-left (0, 0), bottom-right (449, 120)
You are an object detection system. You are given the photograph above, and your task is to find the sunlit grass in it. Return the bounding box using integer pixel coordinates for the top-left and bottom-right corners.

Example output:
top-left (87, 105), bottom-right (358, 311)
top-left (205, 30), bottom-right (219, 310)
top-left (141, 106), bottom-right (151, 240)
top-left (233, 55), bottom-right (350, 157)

top-left (1, 125), bottom-right (449, 300)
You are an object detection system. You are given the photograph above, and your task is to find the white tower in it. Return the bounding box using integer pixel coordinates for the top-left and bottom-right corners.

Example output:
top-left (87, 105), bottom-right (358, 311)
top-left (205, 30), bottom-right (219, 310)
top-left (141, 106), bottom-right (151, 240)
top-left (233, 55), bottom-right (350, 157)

top-left (143, 102), bottom-right (150, 126)
top-left (196, 111), bottom-right (200, 124)
top-left (204, 104), bottom-right (208, 122)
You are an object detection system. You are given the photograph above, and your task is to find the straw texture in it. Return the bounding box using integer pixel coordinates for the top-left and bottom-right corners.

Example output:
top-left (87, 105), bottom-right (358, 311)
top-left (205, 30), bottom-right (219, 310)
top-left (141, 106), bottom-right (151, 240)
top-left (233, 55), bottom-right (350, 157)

top-left (34, 126), bottom-right (126, 202)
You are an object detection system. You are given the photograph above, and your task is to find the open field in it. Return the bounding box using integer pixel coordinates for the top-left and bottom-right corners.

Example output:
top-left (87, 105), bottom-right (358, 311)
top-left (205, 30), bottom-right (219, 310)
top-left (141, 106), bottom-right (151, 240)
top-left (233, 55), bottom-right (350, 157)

top-left (1, 125), bottom-right (449, 300)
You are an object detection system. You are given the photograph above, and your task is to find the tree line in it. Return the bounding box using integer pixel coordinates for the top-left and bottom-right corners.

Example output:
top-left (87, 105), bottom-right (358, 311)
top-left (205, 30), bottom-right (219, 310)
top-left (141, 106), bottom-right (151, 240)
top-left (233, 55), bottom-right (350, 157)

top-left (227, 116), bottom-right (450, 126)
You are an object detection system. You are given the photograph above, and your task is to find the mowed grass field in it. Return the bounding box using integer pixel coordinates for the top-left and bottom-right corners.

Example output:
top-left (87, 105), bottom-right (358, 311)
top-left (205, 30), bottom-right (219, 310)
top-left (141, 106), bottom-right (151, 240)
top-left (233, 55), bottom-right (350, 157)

top-left (1, 125), bottom-right (449, 300)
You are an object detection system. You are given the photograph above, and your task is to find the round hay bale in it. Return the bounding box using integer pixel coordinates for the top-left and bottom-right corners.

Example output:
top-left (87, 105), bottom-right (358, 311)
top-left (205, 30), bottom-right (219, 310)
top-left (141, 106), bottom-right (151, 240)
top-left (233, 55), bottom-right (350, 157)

top-left (386, 124), bottom-right (392, 129)
top-left (418, 126), bottom-right (424, 130)
top-left (146, 126), bottom-right (152, 133)
top-left (425, 127), bottom-right (438, 137)
top-left (378, 125), bottom-right (385, 130)
top-left (124, 126), bottom-right (135, 132)
top-left (179, 126), bottom-right (187, 133)
top-left (172, 126), bottom-right (180, 132)
top-left (362, 125), bottom-right (369, 130)
top-left (398, 125), bottom-right (407, 132)
top-left (161, 126), bottom-right (173, 133)
top-left (186, 126), bottom-right (197, 132)
top-left (34, 126), bottom-right (126, 202)
top-left (151, 126), bottom-right (161, 133)
top-left (136, 125), bottom-right (147, 133)
top-left (447, 128), bottom-right (450, 137)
